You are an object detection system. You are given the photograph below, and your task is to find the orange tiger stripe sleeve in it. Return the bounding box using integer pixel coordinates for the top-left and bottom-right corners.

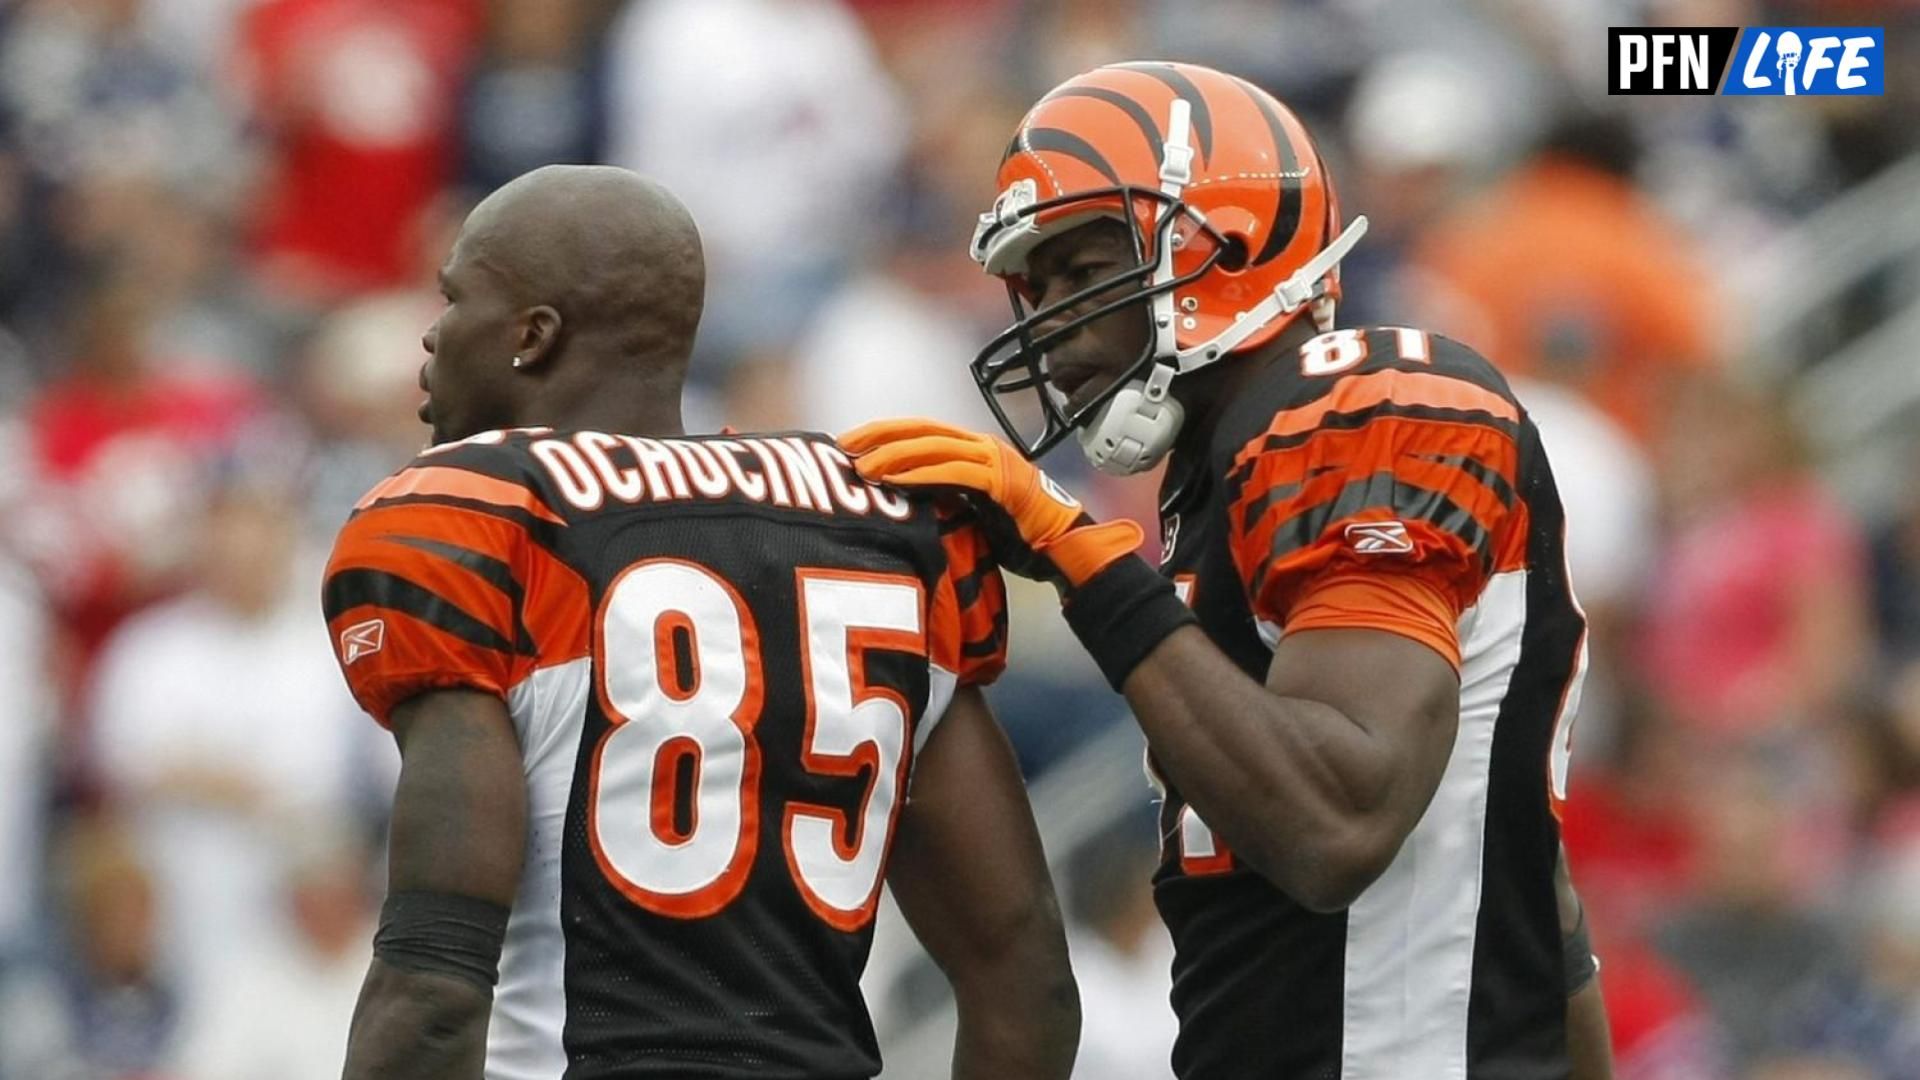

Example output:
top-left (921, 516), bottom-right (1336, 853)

top-left (1225, 368), bottom-right (1526, 665)
top-left (927, 501), bottom-right (1010, 687)
top-left (322, 458), bottom-right (586, 726)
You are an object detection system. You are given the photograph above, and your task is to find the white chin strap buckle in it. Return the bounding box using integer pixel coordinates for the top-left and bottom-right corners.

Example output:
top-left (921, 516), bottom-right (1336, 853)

top-left (1077, 361), bottom-right (1184, 476)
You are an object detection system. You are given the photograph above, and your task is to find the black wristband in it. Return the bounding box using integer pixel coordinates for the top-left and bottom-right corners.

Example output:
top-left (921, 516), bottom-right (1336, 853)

top-left (1563, 902), bottom-right (1599, 996)
top-left (1061, 555), bottom-right (1197, 690)
top-left (374, 889), bottom-right (511, 990)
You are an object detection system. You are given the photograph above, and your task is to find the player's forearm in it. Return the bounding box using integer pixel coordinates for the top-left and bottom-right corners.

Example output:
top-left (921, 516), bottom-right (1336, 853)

top-left (949, 970), bottom-right (1080, 1080)
top-left (1567, 979), bottom-right (1615, 1080)
top-left (341, 960), bottom-right (492, 1080)
top-left (1559, 849), bottom-right (1615, 1080)
top-left (941, 893), bottom-right (1079, 1080)
top-left (1122, 626), bottom-right (1400, 910)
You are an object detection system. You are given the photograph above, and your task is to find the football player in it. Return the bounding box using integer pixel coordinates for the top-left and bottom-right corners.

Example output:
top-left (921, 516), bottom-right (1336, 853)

top-left (843, 63), bottom-right (1613, 1078)
top-left (325, 166), bottom-right (1078, 1080)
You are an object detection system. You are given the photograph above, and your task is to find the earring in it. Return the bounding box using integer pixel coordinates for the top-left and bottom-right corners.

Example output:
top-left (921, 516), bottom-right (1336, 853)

top-left (511, 355), bottom-right (525, 368)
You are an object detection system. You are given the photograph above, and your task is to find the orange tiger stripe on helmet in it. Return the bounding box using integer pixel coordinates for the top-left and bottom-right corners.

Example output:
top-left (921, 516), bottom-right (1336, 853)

top-left (985, 61), bottom-right (1346, 356)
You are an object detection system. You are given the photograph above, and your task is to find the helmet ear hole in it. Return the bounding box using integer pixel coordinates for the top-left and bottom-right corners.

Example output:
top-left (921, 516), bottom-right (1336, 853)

top-left (1215, 234), bottom-right (1250, 273)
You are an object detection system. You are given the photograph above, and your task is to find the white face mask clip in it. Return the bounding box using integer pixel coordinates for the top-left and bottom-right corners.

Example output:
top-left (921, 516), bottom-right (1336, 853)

top-left (1077, 359), bottom-right (1184, 476)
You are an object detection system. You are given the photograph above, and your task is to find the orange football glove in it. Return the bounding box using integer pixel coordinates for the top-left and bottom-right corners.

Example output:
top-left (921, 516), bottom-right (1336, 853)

top-left (838, 418), bottom-right (1143, 589)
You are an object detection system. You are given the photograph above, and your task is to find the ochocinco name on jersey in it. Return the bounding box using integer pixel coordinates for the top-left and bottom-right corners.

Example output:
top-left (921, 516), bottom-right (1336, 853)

top-left (529, 431), bottom-right (914, 519)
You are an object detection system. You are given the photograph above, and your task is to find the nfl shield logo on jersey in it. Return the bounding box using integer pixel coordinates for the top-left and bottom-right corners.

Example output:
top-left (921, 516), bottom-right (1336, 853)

top-left (1344, 520), bottom-right (1414, 555)
top-left (340, 618), bottom-right (386, 664)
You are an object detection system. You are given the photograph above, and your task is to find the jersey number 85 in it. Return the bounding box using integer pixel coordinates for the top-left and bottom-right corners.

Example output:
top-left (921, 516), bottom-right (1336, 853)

top-left (590, 559), bottom-right (925, 930)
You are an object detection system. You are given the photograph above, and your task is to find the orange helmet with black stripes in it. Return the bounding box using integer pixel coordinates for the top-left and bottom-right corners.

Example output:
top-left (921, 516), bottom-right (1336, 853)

top-left (969, 61), bottom-right (1367, 473)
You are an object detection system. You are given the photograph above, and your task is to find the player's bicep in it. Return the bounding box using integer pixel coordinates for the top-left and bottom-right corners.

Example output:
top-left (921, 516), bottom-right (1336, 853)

top-left (889, 685), bottom-right (1063, 982)
top-left (1265, 627), bottom-right (1458, 831)
top-left (386, 689), bottom-right (527, 905)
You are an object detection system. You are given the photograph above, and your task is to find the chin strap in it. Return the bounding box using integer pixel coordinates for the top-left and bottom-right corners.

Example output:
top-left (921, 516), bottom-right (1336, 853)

top-left (1147, 98), bottom-right (1195, 364)
top-left (1173, 214), bottom-right (1369, 374)
top-left (1075, 100), bottom-right (1195, 477)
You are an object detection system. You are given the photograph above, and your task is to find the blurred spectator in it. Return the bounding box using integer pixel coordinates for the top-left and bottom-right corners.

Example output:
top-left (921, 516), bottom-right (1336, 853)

top-left (1339, 51), bottom-right (1512, 328)
top-left (0, 0), bottom-right (247, 345)
top-left (1654, 750), bottom-right (1858, 1072)
top-left (12, 269), bottom-right (262, 703)
top-left (1408, 111), bottom-right (1721, 441)
top-left (0, 0), bottom-right (243, 196)
top-left (88, 478), bottom-right (383, 1002)
top-left (988, 587), bottom-right (1123, 777)
top-left (1066, 814), bottom-right (1176, 1080)
top-left (141, 0), bottom-right (258, 74)
top-left (1860, 664), bottom-right (1920, 844)
top-left (1562, 702), bottom-right (1699, 944)
top-left (232, 0), bottom-right (479, 301)
top-left (786, 78), bottom-right (1013, 435)
top-left (1640, 380), bottom-right (1871, 739)
top-left (122, 183), bottom-right (287, 380)
top-left (457, 0), bottom-right (605, 194)
top-left (1142, 0), bottom-right (1361, 110)
top-left (172, 826), bottom-right (376, 1080)
top-left (1755, 847), bottom-right (1920, 1079)
top-left (1013, 0), bottom-right (1147, 97)
top-left (1870, 440), bottom-right (1920, 666)
top-left (789, 245), bottom-right (997, 434)
top-left (604, 0), bottom-right (905, 382)
top-left (1597, 939), bottom-right (1729, 1080)
top-left (0, 816), bottom-right (181, 1080)
top-left (294, 288), bottom-right (442, 533)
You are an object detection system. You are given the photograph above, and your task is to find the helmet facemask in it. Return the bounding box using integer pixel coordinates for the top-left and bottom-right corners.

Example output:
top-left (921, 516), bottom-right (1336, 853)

top-left (969, 185), bottom-right (1230, 463)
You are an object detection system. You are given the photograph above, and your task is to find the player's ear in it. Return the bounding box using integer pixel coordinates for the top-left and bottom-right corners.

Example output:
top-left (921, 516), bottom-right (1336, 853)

top-left (514, 305), bottom-right (563, 370)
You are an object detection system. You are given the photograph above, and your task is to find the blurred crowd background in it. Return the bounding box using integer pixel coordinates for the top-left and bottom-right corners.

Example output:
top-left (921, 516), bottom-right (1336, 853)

top-left (2, 0), bottom-right (1919, 1077)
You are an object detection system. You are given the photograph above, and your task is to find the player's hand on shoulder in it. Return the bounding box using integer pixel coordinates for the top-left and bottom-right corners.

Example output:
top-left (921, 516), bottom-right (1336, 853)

top-left (839, 418), bottom-right (1143, 590)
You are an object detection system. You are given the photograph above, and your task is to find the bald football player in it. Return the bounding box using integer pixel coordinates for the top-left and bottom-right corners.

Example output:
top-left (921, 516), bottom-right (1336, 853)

top-left (329, 166), bottom-right (1078, 1080)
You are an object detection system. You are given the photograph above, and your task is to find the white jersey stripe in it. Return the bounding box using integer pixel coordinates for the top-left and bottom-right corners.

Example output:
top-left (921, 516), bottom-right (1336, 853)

top-left (913, 663), bottom-right (960, 759)
top-left (488, 658), bottom-right (591, 1080)
top-left (1339, 570), bottom-right (1528, 1080)
top-left (1548, 521), bottom-right (1591, 804)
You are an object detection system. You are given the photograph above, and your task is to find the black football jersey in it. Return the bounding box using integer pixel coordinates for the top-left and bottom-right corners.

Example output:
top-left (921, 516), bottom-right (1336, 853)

top-left (1153, 328), bottom-right (1587, 1080)
top-left (323, 428), bottom-right (1009, 1080)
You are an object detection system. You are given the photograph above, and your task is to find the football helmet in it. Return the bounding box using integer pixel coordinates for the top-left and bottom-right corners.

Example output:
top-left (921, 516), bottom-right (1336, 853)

top-left (969, 61), bottom-right (1367, 474)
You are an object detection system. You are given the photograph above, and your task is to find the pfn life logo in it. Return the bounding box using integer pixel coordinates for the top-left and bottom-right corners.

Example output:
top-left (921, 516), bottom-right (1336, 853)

top-left (1724, 29), bottom-right (1882, 95)
top-left (1610, 27), bottom-right (1883, 95)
